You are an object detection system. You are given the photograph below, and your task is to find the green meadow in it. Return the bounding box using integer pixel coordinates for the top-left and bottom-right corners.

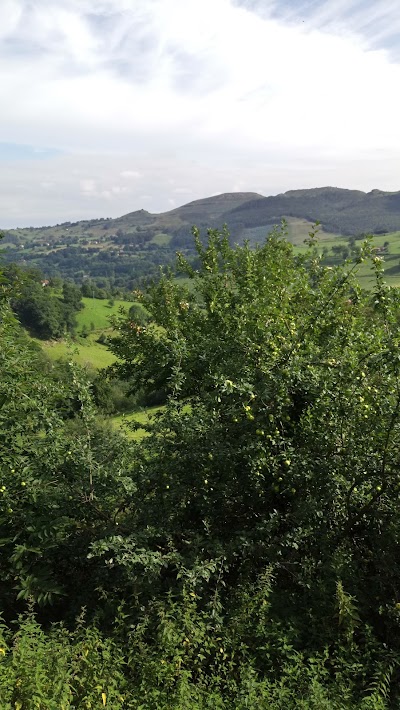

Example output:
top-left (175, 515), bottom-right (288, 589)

top-left (150, 232), bottom-right (172, 246)
top-left (232, 218), bottom-right (400, 289)
top-left (37, 333), bottom-right (117, 369)
top-left (293, 228), bottom-right (400, 288)
top-left (75, 296), bottom-right (133, 331)
top-left (110, 405), bottom-right (164, 439)
top-left (35, 297), bottom-right (139, 370)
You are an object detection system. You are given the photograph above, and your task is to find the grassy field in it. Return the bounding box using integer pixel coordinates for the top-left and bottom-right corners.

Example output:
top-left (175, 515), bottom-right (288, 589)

top-left (110, 406), bottom-right (164, 440)
top-left (243, 219), bottom-right (400, 289)
top-left (291, 228), bottom-right (400, 288)
top-left (242, 218), bottom-right (340, 247)
top-left (38, 333), bottom-right (117, 369)
top-left (76, 297), bottom-right (133, 331)
top-left (285, 218), bottom-right (340, 246)
top-left (262, 220), bottom-right (400, 289)
top-left (34, 297), bottom-right (138, 370)
top-left (150, 232), bottom-right (172, 246)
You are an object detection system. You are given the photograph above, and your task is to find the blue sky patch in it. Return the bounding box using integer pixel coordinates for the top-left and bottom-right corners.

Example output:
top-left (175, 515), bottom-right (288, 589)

top-left (0, 143), bottom-right (62, 161)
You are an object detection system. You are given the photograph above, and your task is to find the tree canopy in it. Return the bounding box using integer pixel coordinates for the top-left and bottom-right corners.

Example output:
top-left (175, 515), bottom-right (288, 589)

top-left (3, 225), bottom-right (400, 706)
top-left (107, 227), bottom-right (400, 645)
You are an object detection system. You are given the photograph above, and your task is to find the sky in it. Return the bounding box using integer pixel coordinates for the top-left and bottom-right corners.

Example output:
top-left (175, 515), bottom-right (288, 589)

top-left (1, 0), bottom-right (400, 227)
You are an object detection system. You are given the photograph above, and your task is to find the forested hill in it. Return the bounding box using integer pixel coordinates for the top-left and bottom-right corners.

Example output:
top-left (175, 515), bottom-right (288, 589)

top-left (224, 187), bottom-right (400, 235)
top-left (3, 186), bottom-right (400, 288)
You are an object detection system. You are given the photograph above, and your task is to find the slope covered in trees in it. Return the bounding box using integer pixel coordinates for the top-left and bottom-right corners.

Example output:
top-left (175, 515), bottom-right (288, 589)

top-left (224, 187), bottom-right (400, 235)
top-left (3, 227), bottom-right (400, 707)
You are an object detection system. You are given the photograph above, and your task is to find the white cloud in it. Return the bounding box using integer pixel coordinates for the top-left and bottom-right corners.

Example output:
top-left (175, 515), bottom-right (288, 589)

top-left (80, 178), bottom-right (97, 195)
top-left (1, 0), bottom-right (400, 226)
top-left (237, 0), bottom-right (400, 56)
top-left (0, 0), bottom-right (23, 40)
top-left (120, 170), bottom-right (141, 179)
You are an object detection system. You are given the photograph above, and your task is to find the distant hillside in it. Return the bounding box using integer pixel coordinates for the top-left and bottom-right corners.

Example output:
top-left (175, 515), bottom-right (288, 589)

top-left (223, 187), bottom-right (400, 236)
top-left (0, 192), bottom-right (267, 288)
top-left (3, 187), bottom-right (400, 288)
top-left (166, 192), bottom-right (264, 223)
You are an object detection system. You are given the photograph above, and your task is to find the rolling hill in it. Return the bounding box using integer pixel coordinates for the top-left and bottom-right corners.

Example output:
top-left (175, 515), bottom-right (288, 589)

top-left (3, 186), bottom-right (400, 287)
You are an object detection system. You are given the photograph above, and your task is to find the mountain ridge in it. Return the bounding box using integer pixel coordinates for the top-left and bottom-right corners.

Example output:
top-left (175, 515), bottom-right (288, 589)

top-left (4, 186), bottom-right (400, 235)
top-left (3, 186), bottom-right (400, 287)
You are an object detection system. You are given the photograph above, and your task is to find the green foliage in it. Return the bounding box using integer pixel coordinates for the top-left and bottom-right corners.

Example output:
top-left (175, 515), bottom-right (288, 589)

top-left (13, 279), bottom-right (66, 338)
top-left (91, 373), bottom-right (138, 414)
top-left (62, 281), bottom-right (84, 312)
top-left (128, 301), bottom-right (150, 326)
top-left (9, 272), bottom-right (84, 339)
top-left (107, 226), bottom-right (400, 660)
top-left (0, 611), bottom-right (127, 709)
top-left (0, 602), bottom-right (395, 709)
top-left (0, 288), bottom-right (130, 613)
top-left (6, 225), bottom-right (400, 707)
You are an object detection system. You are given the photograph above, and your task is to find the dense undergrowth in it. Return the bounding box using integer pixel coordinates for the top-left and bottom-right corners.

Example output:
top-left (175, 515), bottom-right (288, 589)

top-left (0, 602), bottom-right (396, 709)
top-left (2, 226), bottom-right (400, 708)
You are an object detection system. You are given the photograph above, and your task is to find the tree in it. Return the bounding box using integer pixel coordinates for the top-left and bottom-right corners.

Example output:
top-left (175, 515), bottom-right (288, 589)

top-left (332, 244), bottom-right (350, 260)
top-left (106, 226), bottom-right (400, 653)
top-left (12, 279), bottom-right (65, 339)
top-left (61, 281), bottom-right (83, 333)
top-left (128, 302), bottom-right (150, 326)
top-left (11, 276), bottom-right (84, 339)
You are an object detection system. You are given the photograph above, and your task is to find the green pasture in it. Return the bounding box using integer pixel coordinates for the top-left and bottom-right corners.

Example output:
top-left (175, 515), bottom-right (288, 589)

top-left (243, 218), bottom-right (341, 247)
top-left (38, 333), bottom-right (116, 369)
top-left (285, 217), bottom-right (339, 245)
top-left (76, 297), bottom-right (133, 331)
top-left (110, 403), bottom-right (191, 440)
top-left (291, 228), bottom-right (400, 288)
top-left (150, 232), bottom-right (172, 246)
top-left (33, 297), bottom-right (143, 370)
top-left (110, 406), bottom-right (164, 440)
